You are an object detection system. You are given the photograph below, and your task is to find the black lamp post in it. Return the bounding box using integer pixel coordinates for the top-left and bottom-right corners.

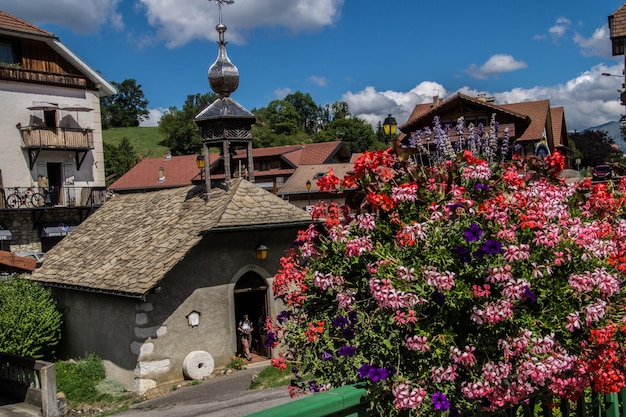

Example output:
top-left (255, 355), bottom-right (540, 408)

top-left (383, 114), bottom-right (397, 143)
top-left (305, 180), bottom-right (311, 207)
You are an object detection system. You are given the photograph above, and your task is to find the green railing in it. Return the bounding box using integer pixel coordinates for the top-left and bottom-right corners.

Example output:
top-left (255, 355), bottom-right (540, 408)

top-left (246, 384), bottom-right (368, 417)
top-left (246, 385), bottom-right (626, 417)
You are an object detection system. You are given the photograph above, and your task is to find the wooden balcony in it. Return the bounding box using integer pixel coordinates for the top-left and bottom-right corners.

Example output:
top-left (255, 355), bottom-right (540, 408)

top-left (0, 66), bottom-right (87, 88)
top-left (20, 126), bottom-right (94, 150)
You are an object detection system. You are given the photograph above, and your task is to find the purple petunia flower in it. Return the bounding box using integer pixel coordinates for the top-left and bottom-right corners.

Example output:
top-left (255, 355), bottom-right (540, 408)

top-left (464, 223), bottom-right (483, 242)
top-left (454, 244), bottom-right (472, 263)
top-left (320, 351), bottom-right (333, 361)
top-left (449, 405), bottom-right (462, 417)
top-left (358, 364), bottom-right (372, 379)
top-left (432, 391), bottom-right (451, 411)
top-left (368, 366), bottom-right (389, 382)
top-left (475, 183), bottom-right (490, 191)
top-left (481, 239), bottom-right (502, 255)
top-left (342, 328), bottom-right (355, 340)
top-left (523, 286), bottom-right (537, 303)
top-left (332, 316), bottom-right (349, 328)
top-left (264, 331), bottom-right (276, 348)
top-left (276, 310), bottom-right (291, 323)
top-left (431, 291), bottom-right (445, 306)
top-left (338, 345), bottom-right (357, 357)
top-left (348, 310), bottom-right (359, 324)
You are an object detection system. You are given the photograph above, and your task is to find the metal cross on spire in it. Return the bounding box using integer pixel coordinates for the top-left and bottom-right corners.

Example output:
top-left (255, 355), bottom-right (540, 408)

top-left (210, 0), bottom-right (234, 25)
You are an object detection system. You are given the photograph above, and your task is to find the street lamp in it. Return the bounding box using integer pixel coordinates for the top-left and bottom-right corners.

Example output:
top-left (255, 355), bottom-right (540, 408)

top-left (305, 180), bottom-right (311, 207)
top-left (196, 154), bottom-right (205, 179)
top-left (383, 114), bottom-right (397, 144)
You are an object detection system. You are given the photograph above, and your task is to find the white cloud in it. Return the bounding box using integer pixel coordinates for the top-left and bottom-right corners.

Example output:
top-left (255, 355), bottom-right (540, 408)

top-left (573, 24), bottom-right (613, 58)
top-left (549, 17), bottom-right (571, 38)
top-left (347, 64), bottom-right (625, 133)
top-left (308, 76), bottom-right (328, 87)
top-left (274, 88), bottom-right (292, 99)
top-left (138, 0), bottom-right (345, 48)
top-left (466, 54), bottom-right (527, 80)
top-left (1, 0), bottom-right (124, 34)
top-left (342, 82), bottom-right (447, 128)
top-left (139, 107), bottom-right (166, 127)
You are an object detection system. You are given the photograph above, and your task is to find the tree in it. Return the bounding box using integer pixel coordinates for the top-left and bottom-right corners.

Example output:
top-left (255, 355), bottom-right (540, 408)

top-left (101, 79), bottom-right (149, 129)
top-left (0, 276), bottom-right (62, 360)
top-left (104, 137), bottom-right (139, 186)
top-left (315, 116), bottom-right (378, 153)
top-left (569, 129), bottom-right (621, 167)
top-left (159, 92), bottom-right (219, 155)
top-left (263, 99), bottom-right (303, 136)
top-left (284, 91), bottom-right (321, 134)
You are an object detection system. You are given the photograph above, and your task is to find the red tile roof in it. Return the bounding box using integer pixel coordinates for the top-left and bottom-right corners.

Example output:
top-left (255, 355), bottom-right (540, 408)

top-left (232, 141), bottom-right (350, 165)
top-left (499, 100), bottom-right (551, 142)
top-left (0, 10), bottom-right (54, 37)
top-left (550, 107), bottom-right (566, 147)
top-left (109, 154), bottom-right (220, 191)
top-left (610, 4), bottom-right (626, 40)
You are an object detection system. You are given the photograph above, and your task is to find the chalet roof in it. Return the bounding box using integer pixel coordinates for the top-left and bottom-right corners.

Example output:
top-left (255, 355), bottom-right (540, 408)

top-left (30, 178), bottom-right (312, 297)
top-left (108, 153), bottom-right (221, 192)
top-left (400, 94), bottom-right (565, 144)
top-left (499, 100), bottom-right (551, 142)
top-left (0, 10), bottom-right (116, 97)
top-left (278, 163), bottom-right (355, 195)
top-left (0, 10), bottom-right (53, 37)
top-left (400, 93), bottom-right (530, 133)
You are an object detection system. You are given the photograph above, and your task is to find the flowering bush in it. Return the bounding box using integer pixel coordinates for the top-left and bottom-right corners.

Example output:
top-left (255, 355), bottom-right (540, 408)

top-left (268, 116), bottom-right (626, 416)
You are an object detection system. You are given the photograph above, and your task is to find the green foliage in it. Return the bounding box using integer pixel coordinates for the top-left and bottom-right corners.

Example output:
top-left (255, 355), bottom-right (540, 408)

top-left (56, 353), bottom-right (128, 406)
top-left (283, 91), bottom-right (321, 134)
top-left (0, 276), bottom-right (62, 360)
top-left (158, 92), bottom-right (219, 155)
top-left (226, 355), bottom-right (247, 370)
top-left (103, 137), bottom-right (139, 185)
top-left (101, 79), bottom-right (149, 129)
top-left (570, 129), bottom-right (621, 167)
top-left (315, 116), bottom-right (377, 153)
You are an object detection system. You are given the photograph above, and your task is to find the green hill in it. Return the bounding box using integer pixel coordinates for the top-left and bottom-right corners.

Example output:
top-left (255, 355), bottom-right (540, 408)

top-left (102, 127), bottom-right (168, 159)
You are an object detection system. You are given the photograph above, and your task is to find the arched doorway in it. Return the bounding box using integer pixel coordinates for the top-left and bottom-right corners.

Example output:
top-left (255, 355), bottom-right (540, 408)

top-left (234, 271), bottom-right (269, 358)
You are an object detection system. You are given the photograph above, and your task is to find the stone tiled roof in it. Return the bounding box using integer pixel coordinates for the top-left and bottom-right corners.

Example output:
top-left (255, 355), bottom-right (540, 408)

top-left (108, 153), bottom-right (221, 191)
top-left (30, 178), bottom-right (311, 297)
top-left (0, 10), bottom-right (54, 37)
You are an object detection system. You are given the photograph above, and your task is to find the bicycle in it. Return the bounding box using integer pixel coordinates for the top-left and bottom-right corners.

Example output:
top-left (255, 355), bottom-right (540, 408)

top-left (6, 187), bottom-right (46, 208)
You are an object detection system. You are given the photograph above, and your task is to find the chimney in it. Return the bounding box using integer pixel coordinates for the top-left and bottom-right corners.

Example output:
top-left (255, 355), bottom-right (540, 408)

top-left (433, 95), bottom-right (440, 107)
top-left (477, 93), bottom-right (487, 102)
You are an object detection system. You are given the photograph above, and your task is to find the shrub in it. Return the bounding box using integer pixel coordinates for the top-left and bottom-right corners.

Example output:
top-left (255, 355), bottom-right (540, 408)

top-left (56, 353), bottom-right (110, 405)
top-left (0, 275), bottom-right (62, 359)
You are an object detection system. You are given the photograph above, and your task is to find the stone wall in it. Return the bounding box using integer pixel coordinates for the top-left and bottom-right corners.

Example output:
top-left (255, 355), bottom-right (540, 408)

top-left (0, 208), bottom-right (85, 253)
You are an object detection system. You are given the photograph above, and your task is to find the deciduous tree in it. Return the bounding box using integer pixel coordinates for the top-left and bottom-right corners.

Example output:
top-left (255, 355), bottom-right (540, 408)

top-left (101, 79), bottom-right (149, 129)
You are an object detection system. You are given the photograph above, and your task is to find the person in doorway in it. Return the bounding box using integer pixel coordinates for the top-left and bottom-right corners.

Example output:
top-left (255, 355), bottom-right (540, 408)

top-left (237, 314), bottom-right (254, 361)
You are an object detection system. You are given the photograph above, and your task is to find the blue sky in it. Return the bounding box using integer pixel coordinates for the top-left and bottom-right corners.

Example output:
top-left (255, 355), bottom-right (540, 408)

top-left (2, 0), bottom-right (626, 131)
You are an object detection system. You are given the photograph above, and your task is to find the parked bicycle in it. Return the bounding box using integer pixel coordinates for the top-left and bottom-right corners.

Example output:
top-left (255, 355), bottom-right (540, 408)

top-left (5, 187), bottom-right (46, 208)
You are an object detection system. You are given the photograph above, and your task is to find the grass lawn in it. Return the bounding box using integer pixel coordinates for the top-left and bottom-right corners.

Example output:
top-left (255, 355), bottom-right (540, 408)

top-left (103, 126), bottom-right (168, 159)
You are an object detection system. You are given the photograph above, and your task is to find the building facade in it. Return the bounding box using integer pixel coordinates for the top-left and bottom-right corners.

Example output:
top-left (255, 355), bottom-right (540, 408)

top-left (0, 10), bottom-right (116, 253)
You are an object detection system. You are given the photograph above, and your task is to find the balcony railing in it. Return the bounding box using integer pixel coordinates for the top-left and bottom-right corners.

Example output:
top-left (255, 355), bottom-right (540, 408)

top-left (0, 186), bottom-right (106, 209)
top-left (19, 126), bottom-right (94, 150)
top-left (0, 66), bottom-right (87, 88)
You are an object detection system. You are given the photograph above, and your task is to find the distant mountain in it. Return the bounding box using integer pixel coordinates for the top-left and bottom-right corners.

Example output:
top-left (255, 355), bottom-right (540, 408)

top-left (584, 120), bottom-right (626, 152)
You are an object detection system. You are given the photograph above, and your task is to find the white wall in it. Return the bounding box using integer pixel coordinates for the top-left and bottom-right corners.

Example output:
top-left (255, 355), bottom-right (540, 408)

top-left (0, 80), bottom-right (105, 188)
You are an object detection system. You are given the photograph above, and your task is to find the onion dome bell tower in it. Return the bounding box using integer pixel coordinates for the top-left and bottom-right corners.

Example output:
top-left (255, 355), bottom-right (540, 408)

top-left (194, 0), bottom-right (256, 192)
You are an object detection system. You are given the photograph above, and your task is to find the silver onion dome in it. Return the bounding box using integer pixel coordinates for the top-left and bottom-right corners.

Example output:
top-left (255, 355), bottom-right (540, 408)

top-left (208, 22), bottom-right (239, 97)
